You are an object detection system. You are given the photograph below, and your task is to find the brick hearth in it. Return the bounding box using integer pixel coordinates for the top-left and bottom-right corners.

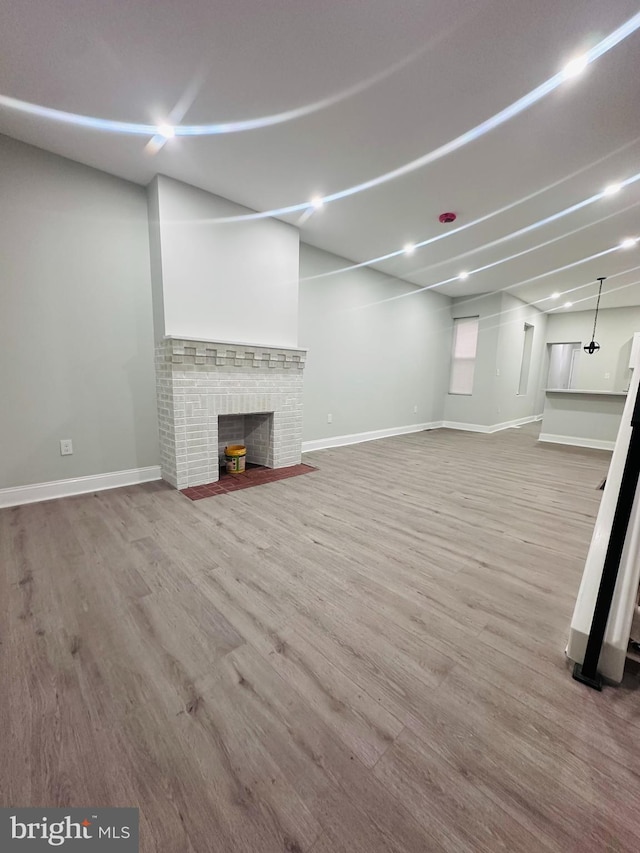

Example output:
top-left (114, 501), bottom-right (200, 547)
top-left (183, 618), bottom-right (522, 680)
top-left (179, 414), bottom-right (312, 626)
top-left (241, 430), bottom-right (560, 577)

top-left (155, 337), bottom-right (306, 489)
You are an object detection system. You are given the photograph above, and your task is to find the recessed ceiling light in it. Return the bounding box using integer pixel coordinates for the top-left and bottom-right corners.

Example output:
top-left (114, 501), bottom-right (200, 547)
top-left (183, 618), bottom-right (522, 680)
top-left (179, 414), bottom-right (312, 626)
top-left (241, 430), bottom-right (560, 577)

top-left (458, 271), bottom-right (469, 280)
top-left (551, 292), bottom-right (560, 299)
top-left (620, 237), bottom-right (638, 249)
top-left (564, 301), bottom-right (573, 308)
top-left (310, 195), bottom-right (324, 210)
top-left (603, 182), bottom-right (622, 196)
top-left (562, 55), bottom-right (589, 79)
top-left (403, 243), bottom-right (415, 255)
top-left (157, 123), bottom-right (175, 140)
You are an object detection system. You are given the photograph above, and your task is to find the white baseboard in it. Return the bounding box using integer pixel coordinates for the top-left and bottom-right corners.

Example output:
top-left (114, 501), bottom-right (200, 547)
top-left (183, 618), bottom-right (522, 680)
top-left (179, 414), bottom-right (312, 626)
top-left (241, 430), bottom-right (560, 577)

top-left (488, 413), bottom-right (543, 432)
top-left (302, 415), bottom-right (544, 453)
top-left (302, 422), bottom-right (444, 453)
top-left (0, 466), bottom-right (162, 509)
top-left (538, 433), bottom-right (615, 452)
top-left (442, 414), bottom-right (543, 434)
top-left (441, 421), bottom-right (493, 434)
top-left (1, 414), bottom-right (550, 507)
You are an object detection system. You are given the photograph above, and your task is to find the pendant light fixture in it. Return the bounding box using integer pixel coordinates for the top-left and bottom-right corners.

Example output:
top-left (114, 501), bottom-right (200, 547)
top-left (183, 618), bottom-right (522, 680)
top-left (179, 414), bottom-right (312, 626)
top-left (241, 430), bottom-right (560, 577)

top-left (584, 277), bottom-right (606, 354)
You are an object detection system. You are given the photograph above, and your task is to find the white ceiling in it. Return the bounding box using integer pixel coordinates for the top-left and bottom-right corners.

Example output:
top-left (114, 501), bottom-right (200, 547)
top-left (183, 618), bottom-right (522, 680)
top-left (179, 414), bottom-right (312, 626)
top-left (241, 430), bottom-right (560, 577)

top-left (2, 0), bottom-right (640, 312)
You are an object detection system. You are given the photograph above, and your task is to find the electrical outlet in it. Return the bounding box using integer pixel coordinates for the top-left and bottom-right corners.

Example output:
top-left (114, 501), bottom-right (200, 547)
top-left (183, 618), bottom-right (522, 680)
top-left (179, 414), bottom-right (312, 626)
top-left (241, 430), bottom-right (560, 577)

top-left (327, 413), bottom-right (332, 424)
top-left (60, 439), bottom-right (73, 456)
top-left (496, 369), bottom-right (501, 376)
top-left (604, 372), bottom-right (611, 379)
top-left (413, 405), bottom-right (418, 414)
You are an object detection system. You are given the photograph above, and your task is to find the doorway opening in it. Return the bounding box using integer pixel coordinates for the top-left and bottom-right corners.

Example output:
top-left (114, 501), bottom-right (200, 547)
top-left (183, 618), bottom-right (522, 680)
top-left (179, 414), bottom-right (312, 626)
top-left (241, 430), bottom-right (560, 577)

top-left (547, 342), bottom-right (581, 389)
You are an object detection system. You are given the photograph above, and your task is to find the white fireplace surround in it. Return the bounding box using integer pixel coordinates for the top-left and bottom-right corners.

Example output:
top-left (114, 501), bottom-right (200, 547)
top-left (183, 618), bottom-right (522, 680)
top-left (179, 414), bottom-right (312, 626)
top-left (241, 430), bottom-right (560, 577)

top-left (155, 337), bottom-right (306, 489)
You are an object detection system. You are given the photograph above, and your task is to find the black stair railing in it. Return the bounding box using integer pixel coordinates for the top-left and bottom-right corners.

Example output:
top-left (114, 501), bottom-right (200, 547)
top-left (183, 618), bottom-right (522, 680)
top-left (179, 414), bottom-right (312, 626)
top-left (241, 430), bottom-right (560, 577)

top-left (573, 382), bottom-right (640, 690)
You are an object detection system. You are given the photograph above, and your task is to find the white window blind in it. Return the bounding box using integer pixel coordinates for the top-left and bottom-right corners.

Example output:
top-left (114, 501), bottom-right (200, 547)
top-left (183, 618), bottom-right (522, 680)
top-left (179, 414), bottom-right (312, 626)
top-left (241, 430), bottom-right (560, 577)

top-left (449, 316), bottom-right (479, 395)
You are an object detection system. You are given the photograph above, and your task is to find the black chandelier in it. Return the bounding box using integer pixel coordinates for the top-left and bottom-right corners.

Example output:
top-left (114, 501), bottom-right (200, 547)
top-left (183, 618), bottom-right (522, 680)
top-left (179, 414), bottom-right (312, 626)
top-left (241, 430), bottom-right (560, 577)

top-left (584, 277), bottom-right (606, 355)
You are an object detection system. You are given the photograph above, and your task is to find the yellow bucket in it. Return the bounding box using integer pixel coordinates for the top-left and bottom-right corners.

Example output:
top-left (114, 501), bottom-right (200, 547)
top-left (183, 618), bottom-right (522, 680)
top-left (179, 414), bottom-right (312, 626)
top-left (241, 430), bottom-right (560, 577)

top-left (225, 445), bottom-right (246, 475)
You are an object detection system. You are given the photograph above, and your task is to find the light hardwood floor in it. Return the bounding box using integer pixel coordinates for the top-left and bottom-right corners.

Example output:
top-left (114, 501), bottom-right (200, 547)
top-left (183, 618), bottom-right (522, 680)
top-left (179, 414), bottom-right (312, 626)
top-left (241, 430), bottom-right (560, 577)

top-left (2, 423), bottom-right (640, 852)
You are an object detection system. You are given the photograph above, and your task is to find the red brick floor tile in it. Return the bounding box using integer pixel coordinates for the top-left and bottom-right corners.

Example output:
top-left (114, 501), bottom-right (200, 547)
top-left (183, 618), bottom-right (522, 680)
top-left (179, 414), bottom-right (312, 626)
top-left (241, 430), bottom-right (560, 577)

top-left (180, 463), bottom-right (317, 500)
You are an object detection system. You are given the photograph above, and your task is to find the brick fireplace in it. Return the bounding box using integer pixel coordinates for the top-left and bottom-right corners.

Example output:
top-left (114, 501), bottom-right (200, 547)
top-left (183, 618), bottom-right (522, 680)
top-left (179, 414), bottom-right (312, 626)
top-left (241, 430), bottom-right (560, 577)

top-left (155, 338), bottom-right (306, 489)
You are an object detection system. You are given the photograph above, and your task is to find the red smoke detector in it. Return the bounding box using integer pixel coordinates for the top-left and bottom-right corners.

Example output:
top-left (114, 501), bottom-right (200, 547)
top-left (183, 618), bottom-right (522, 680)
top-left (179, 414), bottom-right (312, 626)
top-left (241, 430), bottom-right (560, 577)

top-left (439, 212), bottom-right (457, 224)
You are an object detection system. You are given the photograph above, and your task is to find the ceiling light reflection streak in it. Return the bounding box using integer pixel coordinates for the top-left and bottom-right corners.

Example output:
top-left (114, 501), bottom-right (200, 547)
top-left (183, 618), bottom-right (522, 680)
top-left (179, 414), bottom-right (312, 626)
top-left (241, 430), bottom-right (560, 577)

top-left (484, 281), bottom-right (640, 334)
top-left (145, 61), bottom-right (212, 154)
top-left (206, 11), bottom-right (640, 223)
top-left (454, 266), bottom-right (640, 335)
top-left (3, 11), bottom-right (638, 221)
top-left (545, 278), bottom-right (640, 312)
top-left (544, 263), bottom-right (640, 307)
top-left (502, 246), bottom-right (620, 293)
top-left (296, 208), bottom-right (315, 227)
top-left (330, 263), bottom-right (640, 336)
top-left (349, 245), bottom-right (622, 313)
top-left (404, 196), bottom-right (640, 279)
top-left (298, 144), bottom-right (640, 282)
top-left (0, 36), bottom-right (446, 139)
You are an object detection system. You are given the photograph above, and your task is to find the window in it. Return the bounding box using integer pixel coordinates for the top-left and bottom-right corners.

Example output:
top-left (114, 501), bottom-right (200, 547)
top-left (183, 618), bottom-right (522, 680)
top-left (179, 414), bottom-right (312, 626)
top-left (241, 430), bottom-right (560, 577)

top-left (449, 316), bottom-right (479, 395)
top-left (517, 323), bottom-right (534, 395)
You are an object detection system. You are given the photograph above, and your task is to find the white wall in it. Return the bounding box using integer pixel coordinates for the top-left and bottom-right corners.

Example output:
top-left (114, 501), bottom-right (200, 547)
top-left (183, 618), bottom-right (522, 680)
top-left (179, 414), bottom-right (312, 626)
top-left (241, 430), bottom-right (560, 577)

top-left (540, 391), bottom-right (625, 449)
top-left (442, 292), bottom-right (546, 427)
top-left (149, 175), bottom-right (300, 347)
top-left (0, 135), bottom-right (159, 489)
top-left (546, 306), bottom-right (640, 392)
top-left (147, 176), bottom-right (166, 342)
top-left (2, 134), bottom-right (596, 495)
top-left (298, 244), bottom-right (452, 442)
